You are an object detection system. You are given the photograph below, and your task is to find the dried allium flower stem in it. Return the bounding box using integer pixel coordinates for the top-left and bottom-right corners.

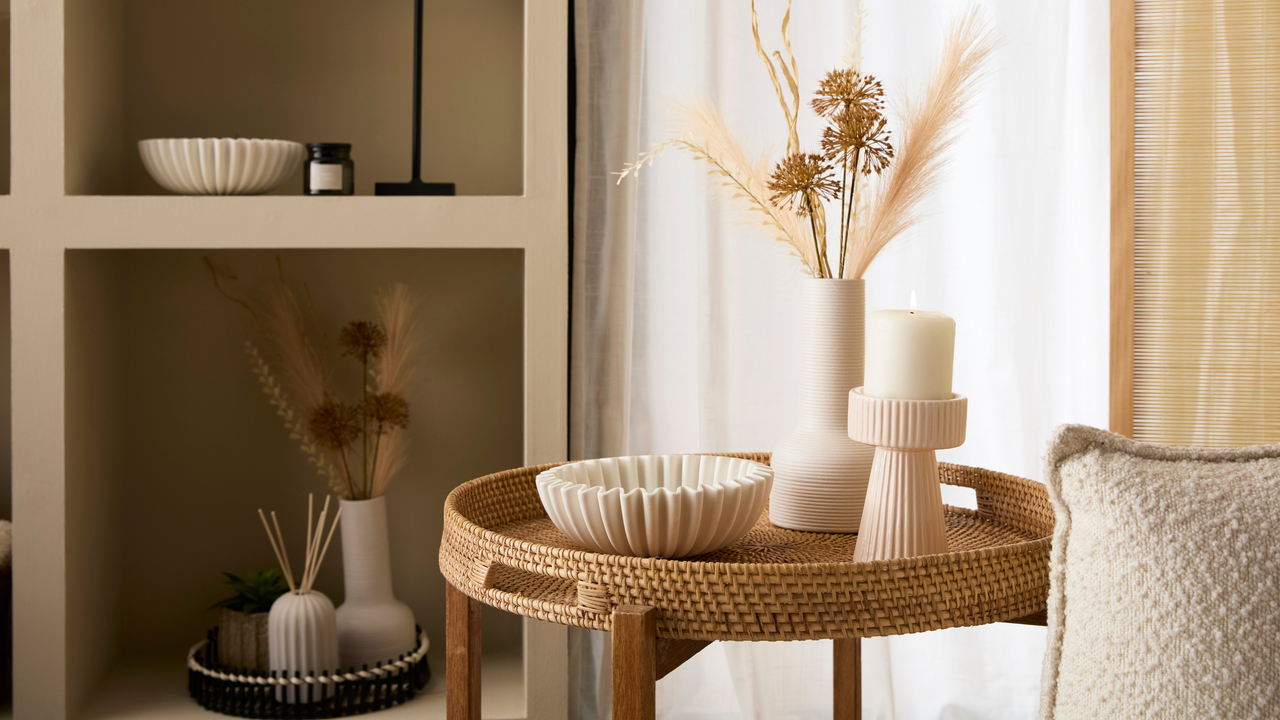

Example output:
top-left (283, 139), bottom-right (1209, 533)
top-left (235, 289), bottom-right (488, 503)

top-left (339, 320), bottom-right (388, 498)
top-left (769, 152), bottom-right (839, 277)
top-left (309, 400), bottom-right (361, 499)
top-left (362, 393), bottom-right (410, 494)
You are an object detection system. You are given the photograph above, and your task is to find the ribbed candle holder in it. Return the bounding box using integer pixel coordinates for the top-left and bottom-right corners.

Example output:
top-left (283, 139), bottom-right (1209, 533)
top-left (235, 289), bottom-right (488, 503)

top-left (848, 387), bottom-right (967, 562)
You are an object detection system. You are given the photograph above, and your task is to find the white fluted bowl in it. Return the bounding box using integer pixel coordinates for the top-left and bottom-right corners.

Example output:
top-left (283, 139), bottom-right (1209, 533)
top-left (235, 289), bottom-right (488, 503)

top-left (138, 138), bottom-right (304, 195)
top-left (535, 455), bottom-right (773, 558)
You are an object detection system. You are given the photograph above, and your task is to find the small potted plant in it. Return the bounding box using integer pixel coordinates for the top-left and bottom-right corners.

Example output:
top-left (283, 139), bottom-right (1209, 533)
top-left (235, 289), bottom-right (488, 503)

top-left (210, 569), bottom-right (288, 671)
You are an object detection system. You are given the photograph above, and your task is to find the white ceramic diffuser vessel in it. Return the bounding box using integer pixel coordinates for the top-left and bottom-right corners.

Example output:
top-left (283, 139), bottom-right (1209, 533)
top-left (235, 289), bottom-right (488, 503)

top-left (138, 138), bottom-right (304, 195)
top-left (536, 454), bottom-right (773, 558)
top-left (269, 590), bottom-right (339, 703)
top-left (336, 496), bottom-right (417, 669)
top-left (257, 496), bottom-right (344, 703)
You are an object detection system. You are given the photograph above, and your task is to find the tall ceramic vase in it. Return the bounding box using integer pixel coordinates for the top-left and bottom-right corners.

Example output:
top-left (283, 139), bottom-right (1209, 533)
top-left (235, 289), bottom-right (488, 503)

top-left (769, 278), bottom-right (876, 533)
top-left (269, 590), bottom-right (338, 703)
top-left (335, 496), bottom-right (417, 669)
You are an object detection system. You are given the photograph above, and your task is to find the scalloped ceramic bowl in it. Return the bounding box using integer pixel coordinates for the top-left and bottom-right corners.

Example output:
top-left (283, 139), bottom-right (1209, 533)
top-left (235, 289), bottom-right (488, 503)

top-left (535, 455), bottom-right (773, 558)
top-left (138, 138), bottom-right (305, 195)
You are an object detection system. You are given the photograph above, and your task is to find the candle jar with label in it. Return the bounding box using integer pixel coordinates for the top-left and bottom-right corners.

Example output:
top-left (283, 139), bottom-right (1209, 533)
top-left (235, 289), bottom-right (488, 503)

top-left (305, 143), bottom-right (354, 196)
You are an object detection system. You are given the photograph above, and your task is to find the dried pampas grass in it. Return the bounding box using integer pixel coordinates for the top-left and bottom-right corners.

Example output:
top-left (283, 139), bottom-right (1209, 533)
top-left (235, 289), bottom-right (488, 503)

top-left (369, 284), bottom-right (420, 498)
top-left (210, 259), bottom-right (421, 500)
top-left (259, 282), bottom-right (329, 416)
top-left (847, 8), bottom-right (999, 279)
top-left (618, 100), bottom-right (819, 274)
top-left (616, 3), bottom-right (997, 282)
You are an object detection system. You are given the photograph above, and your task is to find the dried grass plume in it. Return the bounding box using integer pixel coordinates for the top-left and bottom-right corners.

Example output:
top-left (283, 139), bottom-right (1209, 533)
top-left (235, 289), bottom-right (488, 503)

top-left (847, 8), bottom-right (999, 278)
top-left (209, 260), bottom-right (421, 500)
top-left (615, 2), bottom-right (997, 281)
top-left (369, 284), bottom-right (420, 498)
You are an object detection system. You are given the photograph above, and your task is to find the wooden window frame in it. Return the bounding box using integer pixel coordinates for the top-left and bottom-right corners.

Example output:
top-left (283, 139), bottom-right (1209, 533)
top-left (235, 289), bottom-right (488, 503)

top-left (1110, 0), bottom-right (1136, 437)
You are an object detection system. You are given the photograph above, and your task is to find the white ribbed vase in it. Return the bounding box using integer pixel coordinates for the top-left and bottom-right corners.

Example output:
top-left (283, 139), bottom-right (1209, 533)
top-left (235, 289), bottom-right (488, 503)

top-left (770, 278), bottom-right (876, 533)
top-left (848, 388), bottom-right (968, 562)
top-left (268, 590), bottom-right (338, 703)
top-left (335, 496), bottom-right (417, 669)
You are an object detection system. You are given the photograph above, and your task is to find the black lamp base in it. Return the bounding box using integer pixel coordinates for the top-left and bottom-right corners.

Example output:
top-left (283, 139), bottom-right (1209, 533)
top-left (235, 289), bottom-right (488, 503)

top-left (375, 180), bottom-right (456, 196)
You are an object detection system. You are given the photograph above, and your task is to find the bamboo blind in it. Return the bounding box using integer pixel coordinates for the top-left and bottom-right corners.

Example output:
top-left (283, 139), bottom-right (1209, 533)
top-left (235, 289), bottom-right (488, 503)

top-left (1131, 0), bottom-right (1279, 446)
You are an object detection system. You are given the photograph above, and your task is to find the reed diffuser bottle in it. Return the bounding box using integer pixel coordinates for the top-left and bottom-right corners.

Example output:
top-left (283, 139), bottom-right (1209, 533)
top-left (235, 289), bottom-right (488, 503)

top-left (258, 496), bottom-right (343, 703)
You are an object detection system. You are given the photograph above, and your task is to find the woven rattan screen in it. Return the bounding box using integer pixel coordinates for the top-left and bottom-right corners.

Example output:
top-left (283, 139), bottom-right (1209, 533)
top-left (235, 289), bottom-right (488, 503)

top-left (1132, 0), bottom-right (1279, 446)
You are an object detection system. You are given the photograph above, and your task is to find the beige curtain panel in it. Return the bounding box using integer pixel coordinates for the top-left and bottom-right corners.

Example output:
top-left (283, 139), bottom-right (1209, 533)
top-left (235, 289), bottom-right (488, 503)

top-left (1132, 0), bottom-right (1280, 446)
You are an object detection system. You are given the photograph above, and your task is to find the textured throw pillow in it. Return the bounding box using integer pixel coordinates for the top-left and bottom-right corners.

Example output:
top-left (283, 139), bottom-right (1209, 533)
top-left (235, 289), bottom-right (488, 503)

top-left (1041, 425), bottom-right (1280, 719)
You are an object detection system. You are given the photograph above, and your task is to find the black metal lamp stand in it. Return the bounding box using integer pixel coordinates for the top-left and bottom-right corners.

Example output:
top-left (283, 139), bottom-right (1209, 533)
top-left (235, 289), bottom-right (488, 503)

top-left (376, 0), bottom-right (456, 196)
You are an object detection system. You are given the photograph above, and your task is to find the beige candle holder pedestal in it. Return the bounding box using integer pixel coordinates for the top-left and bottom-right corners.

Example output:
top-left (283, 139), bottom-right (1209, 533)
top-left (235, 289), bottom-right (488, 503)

top-left (848, 387), bottom-right (968, 563)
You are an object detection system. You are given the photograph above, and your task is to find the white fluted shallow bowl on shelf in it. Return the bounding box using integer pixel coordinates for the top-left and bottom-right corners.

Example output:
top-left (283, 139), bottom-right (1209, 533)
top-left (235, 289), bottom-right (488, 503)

top-left (138, 138), bottom-right (304, 195)
top-left (535, 455), bottom-right (773, 558)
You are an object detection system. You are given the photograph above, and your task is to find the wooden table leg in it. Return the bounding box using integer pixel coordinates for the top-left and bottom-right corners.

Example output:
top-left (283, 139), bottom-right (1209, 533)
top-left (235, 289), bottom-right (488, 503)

top-left (612, 605), bottom-right (657, 720)
top-left (446, 581), bottom-right (482, 720)
top-left (833, 637), bottom-right (861, 720)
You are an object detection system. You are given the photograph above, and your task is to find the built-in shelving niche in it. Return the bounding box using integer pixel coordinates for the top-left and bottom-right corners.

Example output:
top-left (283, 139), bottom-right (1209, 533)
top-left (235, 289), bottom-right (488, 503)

top-left (65, 249), bottom-right (525, 719)
top-left (65, 0), bottom-right (523, 197)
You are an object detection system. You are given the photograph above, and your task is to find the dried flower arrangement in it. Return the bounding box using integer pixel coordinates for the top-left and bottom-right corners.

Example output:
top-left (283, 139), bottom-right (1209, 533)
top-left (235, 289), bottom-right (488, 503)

top-left (617, 2), bottom-right (998, 279)
top-left (210, 259), bottom-right (418, 500)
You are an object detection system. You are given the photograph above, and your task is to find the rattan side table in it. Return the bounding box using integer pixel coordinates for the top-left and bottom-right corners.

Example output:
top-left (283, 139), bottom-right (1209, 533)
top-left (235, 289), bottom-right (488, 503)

top-left (439, 454), bottom-right (1052, 720)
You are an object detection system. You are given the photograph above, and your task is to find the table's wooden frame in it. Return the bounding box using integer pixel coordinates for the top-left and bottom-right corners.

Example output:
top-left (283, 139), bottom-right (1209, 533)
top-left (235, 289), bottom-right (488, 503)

top-left (446, 584), bottom-right (856, 720)
top-left (446, 581), bottom-right (1047, 720)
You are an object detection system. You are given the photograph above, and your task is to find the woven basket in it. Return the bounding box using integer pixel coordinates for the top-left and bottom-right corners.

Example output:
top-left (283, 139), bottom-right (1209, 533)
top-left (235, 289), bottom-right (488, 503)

top-left (440, 454), bottom-right (1053, 641)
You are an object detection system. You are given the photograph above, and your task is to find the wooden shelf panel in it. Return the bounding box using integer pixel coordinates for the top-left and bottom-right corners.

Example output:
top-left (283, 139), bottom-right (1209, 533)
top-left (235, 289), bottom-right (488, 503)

top-left (40, 195), bottom-right (556, 251)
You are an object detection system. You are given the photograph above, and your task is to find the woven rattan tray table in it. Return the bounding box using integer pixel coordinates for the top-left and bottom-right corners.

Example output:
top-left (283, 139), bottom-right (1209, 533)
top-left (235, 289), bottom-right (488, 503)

top-left (439, 454), bottom-right (1052, 720)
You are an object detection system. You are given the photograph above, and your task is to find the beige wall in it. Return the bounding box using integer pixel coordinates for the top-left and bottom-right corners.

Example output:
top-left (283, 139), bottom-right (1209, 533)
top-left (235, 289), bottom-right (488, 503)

top-left (1, 17), bottom-right (9, 194)
top-left (64, 0), bottom-right (125, 195)
top-left (66, 249), bottom-right (525, 688)
top-left (66, 0), bottom-right (523, 196)
top-left (0, 254), bottom-right (8, 520)
top-left (65, 252), bottom-right (125, 716)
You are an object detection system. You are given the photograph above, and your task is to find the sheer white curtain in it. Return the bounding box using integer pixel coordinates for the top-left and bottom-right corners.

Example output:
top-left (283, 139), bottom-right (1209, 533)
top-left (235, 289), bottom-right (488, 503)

top-left (571, 1), bottom-right (1109, 718)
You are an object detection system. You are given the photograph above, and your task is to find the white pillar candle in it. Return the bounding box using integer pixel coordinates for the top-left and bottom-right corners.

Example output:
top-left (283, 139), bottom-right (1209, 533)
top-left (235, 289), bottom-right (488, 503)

top-left (864, 292), bottom-right (956, 400)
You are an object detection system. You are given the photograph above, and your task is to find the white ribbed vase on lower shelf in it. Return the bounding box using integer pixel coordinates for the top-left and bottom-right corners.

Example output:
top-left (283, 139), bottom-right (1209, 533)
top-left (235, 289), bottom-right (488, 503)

top-left (335, 496), bottom-right (417, 669)
top-left (770, 278), bottom-right (876, 533)
top-left (848, 388), bottom-right (968, 562)
top-left (268, 591), bottom-right (338, 703)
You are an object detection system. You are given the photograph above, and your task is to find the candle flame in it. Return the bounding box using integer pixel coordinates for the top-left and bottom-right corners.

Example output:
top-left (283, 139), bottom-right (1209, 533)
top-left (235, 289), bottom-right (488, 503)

top-left (910, 289), bottom-right (917, 314)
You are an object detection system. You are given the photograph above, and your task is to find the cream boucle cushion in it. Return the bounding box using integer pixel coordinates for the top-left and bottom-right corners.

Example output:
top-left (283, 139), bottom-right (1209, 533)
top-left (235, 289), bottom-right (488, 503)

top-left (1041, 425), bottom-right (1280, 719)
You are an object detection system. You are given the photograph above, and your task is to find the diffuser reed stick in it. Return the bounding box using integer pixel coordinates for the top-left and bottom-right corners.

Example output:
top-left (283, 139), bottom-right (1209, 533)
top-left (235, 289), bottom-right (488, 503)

top-left (258, 494), bottom-right (343, 595)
